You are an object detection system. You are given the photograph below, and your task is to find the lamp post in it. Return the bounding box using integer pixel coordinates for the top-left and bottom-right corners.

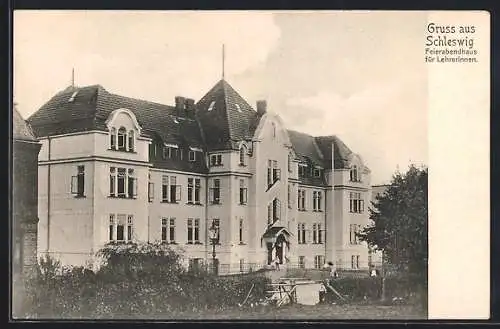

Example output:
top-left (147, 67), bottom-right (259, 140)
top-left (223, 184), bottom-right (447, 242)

top-left (208, 220), bottom-right (218, 275)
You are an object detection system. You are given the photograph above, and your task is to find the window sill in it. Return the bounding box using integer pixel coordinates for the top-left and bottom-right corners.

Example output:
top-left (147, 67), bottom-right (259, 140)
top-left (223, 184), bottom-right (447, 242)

top-left (186, 202), bottom-right (203, 206)
top-left (239, 202), bottom-right (247, 206)
top-left (162, 241), bottom-right (177, 245)
top-left (298, 209), bottom-right (306, 212)
top-left (238, 163), bottom-right (247, 167)
top-left (108, 148), bottom-right (137, 154)
top-left (161, 201), bottom-right (180, 204)
top-left (312, 210), bottom-right (324, 213)
top-left (109, 196), bottom-right (137, 200)
top-left (210, 202), bottom-right (222, 206)
top-left (210, 164), bottom-right (223, 167)
top-left (186, 242), bottom-right (203, 245)
top-left (238, 242), bottom-right (246, 246)
top-left (73, 195), bottom-right (86, 198)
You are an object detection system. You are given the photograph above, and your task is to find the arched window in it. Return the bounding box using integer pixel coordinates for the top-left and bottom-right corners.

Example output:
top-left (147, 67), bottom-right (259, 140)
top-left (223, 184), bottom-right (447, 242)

top-left (272, 122), bottom-right (277, 139)
top-left (350, 165), bottom-right (359, 182)
top-left (110, 127), bottom-right (116, 149)
top-left (128, 130), bottom-right (135, 152)
top-left (117, 127), bottom-right (127, 151)
top-left (239, 145), bottom-right (246, 166)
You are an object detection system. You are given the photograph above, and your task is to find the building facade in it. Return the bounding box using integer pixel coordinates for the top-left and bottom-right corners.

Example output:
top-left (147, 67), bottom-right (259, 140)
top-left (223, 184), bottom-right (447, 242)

top-left (27, 79), bottom-right (373, 272)
top-left (13, 106), bottom-right (42, 276)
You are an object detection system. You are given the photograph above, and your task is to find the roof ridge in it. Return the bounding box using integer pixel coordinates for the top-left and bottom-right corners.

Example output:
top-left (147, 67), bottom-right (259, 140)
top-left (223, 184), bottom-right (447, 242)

top-left (221, 80), bottom-right (233, 145)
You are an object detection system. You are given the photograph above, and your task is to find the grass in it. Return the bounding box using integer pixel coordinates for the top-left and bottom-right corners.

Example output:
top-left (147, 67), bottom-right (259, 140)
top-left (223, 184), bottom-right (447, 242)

top-left (145, 303), bottom-right (427, 320)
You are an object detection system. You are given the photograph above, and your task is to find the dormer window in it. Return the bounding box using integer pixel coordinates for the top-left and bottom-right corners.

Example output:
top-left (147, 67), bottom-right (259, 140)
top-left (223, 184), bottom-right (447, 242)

top-left (68, 91), bottom-right (78, 103)
top-left (239, 145), bottom-right (247, 166)
top-left (188, 150), bottom-right (196, 162)
top-left (128, 131), bottom-right (134, 151)
top-left (235, 104), bottom-right (242, 113)
top-left (110, 128), bottom-right (117, 149)
top-left (109, 126), bottom-right (136, 152)
top-left (118, 127), bottom-right (127, 151)
top-left (350, 165), bottom-right (360, 182)
top-left (208, 101), bottom-right (215, 111)
top-left (298, 163), bottom-right (307, 178)
top-left (210, 154), bottom-right (223, 167)
top-left (314, 167), bottom-right (322, 178)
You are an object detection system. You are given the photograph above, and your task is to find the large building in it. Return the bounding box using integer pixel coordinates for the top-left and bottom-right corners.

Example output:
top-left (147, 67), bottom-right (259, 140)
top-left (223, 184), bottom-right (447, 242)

top-left (27, 79), bottom-right (373, 273)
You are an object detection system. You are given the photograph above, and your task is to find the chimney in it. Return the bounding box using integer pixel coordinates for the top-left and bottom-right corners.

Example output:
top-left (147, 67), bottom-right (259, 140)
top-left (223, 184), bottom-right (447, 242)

top-left (256, 100), bottom-right (267, 116)
top-left (184, 98), bottom-right (195, 118)
top-left (175, 96), bottom-right (185, 116)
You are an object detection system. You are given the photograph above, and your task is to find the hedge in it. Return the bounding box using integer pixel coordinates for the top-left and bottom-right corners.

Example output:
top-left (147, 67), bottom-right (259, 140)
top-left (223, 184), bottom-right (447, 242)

top-left (19, 243), bottom-right (271, 319)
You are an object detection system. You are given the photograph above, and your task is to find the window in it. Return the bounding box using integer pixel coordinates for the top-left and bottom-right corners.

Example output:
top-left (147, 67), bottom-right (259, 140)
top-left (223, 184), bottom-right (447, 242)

top-left (128, 130), bottom-right (135, 152)
top-left (351, 255), bottom-right (360, 269)
top-left (162, 218), bottom-right (176, 243)
top-left (68, 91), bottom-right (78, 102)
top-left (313, 191), bottom-right (323, 211)
top-left (350, 165), bottom-right (360, 182)
top-left (298, 164), bottom-right (307, 178)
top-left (161, 175), bottom-right (181, 203)
top-left (297, 223), bottom-right (306, 244)
top-left (267, 160), bottom-right (280, 188)
top-left (109, 215), bottom-right (115, 241)
top-left (71, 165), bottom-right (85, 197)
top-left (314, 168), bottom-right (322, 178)
top-left (127, 215), bottom-right (134, 241)
top-left (349, 192), bottom-right (364, 213)
top-left (109, 214), bottom-right (134, 242)
top-left (210, 154), bottom-right (222, 166)
top-left (239, 259), bottom-right (245, 272)
top-left (350, 224), bottom-right (362, 244)
top-left (288, 184), bottom-right (292, 209)
top-left (239, 179), bottom-right (248, 205)
top-left (288, 153), bottom-right (293, 172)
top-left (268, 198), bottom-right (281, 224)
top-left (312, 223), bottom-right (323, 244)
top-left (298, 256), bottom-right (306, 269)
top-left (210, 179), bottom-right (221, 204)
top-left (212, 219), bottom-right (220, 244)
top-left (314, 255), bottom-right (325, 269)
top-left (239, 218), bottom-right (244, 244)
top-left (163, 146), bottom-right (179, 159)
top-left (148, 174), bottom-right (154, 202)
top-left (187, 178), bottom-right (201, 204)
top-left (188, 150), bottom-right (196, 162)
top-left (109, 167), bottom-right (136, 198)
top-left (298, 189), bottom-right (306, 211)
top-left (239, 146), bottom-right (246, 166)
top-left (187, 218), bottom-right (200, 244)
top-left (110, 128), bottom-right (116, 149)
top-left (272, 122), bottom-right (276, 138)
top-left (118, 127), bottom-right (127, 151)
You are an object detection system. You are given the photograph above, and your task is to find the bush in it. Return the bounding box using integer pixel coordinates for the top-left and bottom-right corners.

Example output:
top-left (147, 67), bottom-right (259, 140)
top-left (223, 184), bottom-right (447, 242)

top-left (329, 274), bottom-right (426, 304)
top-left (21, 243), bottom-right (271, 319)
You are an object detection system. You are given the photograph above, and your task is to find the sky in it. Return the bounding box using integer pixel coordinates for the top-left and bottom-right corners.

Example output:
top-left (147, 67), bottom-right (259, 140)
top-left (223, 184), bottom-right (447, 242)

top-left (13, 10), bottom-right (428, 185)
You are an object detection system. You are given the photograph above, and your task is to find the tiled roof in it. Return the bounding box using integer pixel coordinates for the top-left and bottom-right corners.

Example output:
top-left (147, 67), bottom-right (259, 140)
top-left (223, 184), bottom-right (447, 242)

top-left (27, 80), bottom-right (361, 178)
top-left (196, 79), bottom-right (259, 151)
top-left (13, 107), bottom-right (37, 142)
top-left (314, 135), bottom-right (353, 169)
top-left (287, 130), bottom-right (324, 165)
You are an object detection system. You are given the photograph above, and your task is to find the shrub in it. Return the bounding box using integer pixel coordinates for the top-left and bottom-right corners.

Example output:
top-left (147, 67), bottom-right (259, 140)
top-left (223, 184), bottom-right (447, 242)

top-left (21, 243), bottom-right (271, 319)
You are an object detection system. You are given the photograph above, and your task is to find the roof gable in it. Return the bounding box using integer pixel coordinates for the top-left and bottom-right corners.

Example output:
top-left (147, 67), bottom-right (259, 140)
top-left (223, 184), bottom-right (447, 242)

top-left (13, 107), bottom-right (37, 141)
top-left (196, 79), bottom-right (259, 151)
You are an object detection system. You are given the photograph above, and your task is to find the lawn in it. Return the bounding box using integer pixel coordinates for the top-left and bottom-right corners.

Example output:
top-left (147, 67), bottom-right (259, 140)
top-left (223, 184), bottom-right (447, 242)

top-left (149, 303), bottom-right (427, 320)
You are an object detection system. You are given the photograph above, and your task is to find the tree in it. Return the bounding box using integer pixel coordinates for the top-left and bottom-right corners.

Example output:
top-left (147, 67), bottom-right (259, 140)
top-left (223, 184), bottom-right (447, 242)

top-left (359, 165), bottom-right (428, 281)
